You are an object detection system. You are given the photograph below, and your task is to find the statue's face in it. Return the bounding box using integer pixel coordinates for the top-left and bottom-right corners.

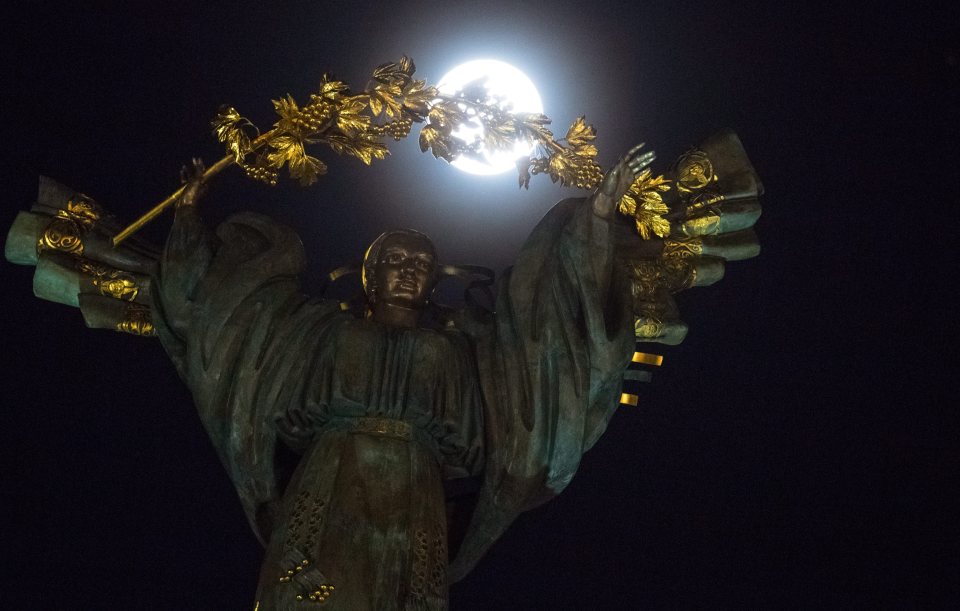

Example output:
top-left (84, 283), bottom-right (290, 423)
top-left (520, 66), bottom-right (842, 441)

top-left (373, 232), bottom-right (438, 309)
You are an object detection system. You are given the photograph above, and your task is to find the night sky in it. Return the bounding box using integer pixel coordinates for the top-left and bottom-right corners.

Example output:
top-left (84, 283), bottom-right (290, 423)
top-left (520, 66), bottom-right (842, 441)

top-left (3, 1), bottom-right (957, 608)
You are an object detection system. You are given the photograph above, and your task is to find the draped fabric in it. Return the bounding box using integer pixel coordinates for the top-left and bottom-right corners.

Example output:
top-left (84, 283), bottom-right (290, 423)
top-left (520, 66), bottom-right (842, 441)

top-left (448, 197), bottom-right (636, 580)
top-left (152, 198), bottom-right (634, 609)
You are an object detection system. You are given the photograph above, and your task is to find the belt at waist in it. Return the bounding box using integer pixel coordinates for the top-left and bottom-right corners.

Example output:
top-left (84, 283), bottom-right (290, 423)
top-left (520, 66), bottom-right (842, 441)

top-left (320, 416), bottom-right (441, 462)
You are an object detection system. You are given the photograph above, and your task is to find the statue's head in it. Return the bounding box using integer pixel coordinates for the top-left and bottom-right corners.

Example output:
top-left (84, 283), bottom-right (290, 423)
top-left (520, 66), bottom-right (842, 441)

top-left (362, 229), bottom-right (439, 312)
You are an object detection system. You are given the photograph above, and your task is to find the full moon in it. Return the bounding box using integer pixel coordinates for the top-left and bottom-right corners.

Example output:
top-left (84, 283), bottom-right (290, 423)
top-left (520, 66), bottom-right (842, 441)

top-left (436, 59), bottom-right (544, 176)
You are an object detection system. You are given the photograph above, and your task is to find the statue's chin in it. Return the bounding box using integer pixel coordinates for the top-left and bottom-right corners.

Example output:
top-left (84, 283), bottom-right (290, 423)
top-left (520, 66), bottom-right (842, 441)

top-left (371, 299), bottom-right (427, 328)
top-left (381, 291), bottom-right (426, 309)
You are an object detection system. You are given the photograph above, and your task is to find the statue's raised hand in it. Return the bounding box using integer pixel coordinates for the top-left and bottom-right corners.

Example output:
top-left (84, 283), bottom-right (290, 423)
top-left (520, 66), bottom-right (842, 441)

top-left (177, 157), bottom-right (206, 208)
top-left (590, 143), bottom-right (656, 220)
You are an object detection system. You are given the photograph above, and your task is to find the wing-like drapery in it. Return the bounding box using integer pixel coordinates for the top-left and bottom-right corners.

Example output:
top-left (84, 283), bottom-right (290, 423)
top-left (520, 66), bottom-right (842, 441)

top-left (450, 198), bottom-right (636, 580)
top-left (153, 206), bottom-right (340, 541)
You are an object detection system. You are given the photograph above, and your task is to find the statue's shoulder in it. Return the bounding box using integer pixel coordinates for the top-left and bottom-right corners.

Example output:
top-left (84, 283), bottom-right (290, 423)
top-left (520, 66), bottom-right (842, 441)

top-left (218, 211), bottom-right (301, 243)
top-left (214, 212), bottom-right (306, 270)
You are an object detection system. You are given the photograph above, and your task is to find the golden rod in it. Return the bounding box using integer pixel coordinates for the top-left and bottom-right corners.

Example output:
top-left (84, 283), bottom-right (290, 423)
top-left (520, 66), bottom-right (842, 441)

top-left (111, 155), bottom-right (230, 247)
top-left (111, 132), bottom-right (274, 247)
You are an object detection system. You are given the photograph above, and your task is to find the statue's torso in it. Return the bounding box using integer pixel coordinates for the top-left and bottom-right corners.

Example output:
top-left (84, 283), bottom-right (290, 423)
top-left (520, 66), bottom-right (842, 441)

top-left (256, 317), bottom-right (481, 610)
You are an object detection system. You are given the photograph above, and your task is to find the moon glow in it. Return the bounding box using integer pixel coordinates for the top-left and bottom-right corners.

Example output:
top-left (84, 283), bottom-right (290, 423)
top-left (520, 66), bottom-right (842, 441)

top-left (436, 59), bottom-right (544, 176)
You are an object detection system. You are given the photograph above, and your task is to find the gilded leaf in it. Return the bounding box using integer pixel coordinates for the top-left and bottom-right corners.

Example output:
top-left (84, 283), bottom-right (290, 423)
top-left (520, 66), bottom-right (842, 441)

top-left (483, 118), bottom-right (515, 152)
top-left (265, 135), bottom-right (305, 169)
top-left (548, 152), bottom-right (571, 185)
top-left (517, 158), bottom-right (532, 189)
top-left (325, 133), bottom-right (389, 165)
top-left (212, 106), bottom-right (242, 142)
top-left (564, 116), bottom-right (596, 148)
top-left (273, 94), bottom-right (300, 121)
top-left (573, 143), bottom-right (598, 158)
top-left (620, 170), bottom-right (673, 239)
top-left (618, 193), bottom-right (638, 216)
top-left (427, 101), bottom-right (467, 129)
top-left (227, 131), bottom-right (252, 164)
top-left (517, 112), bottom-right (551, 127)
top-left (319, 77), bottom-right (349, 100)
top-left (357, 136), bottom-right (390, 165)
top-left (516, 113), bottom-right (553, 142)
top-left (418, 125), bottom-right (438, 152)
top-left (373, 56), bottom-right (415, 86)
top-left (288, 153), bottom-right (327, 186)
top-left (634, 213), bottom-right (671, 240)
top-left (402, 80), bottom-right (437, 117)
top-left (368, 82), bottom-right (403, 118)
top-left (212, 106), bottom-right (254, 163)
top-left (418, 125), bottom-right (455, 162)
top-left (335, 96), bottom-right (371, 135)
top-left (641, 191), bottom-right (670, 215)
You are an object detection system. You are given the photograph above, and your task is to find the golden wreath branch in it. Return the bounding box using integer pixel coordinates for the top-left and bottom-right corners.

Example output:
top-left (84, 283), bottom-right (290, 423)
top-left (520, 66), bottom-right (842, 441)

top-left (112, 56), bottom-right (671, 247)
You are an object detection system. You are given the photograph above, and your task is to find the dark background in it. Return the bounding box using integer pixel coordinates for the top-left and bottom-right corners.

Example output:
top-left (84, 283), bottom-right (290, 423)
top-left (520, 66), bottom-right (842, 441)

top-left (3, 1), bottom-right (957, 608)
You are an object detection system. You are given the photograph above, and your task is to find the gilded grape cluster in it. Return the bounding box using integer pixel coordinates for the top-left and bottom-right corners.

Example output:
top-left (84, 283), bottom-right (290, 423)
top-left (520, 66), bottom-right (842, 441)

top-left (243, 162), bottom-right (279, 186)
top-left (386, 117), bottom-right (413, 141)
top-left (290, 97), bottom-right (334, 132)
top-left (573, 164), bottom-right (604, 189)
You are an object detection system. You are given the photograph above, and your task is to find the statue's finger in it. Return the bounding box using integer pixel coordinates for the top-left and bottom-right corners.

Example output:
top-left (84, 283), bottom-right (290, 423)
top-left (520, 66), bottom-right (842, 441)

top-left (628, 151), bottom-right (656, 174)
top-left (628, 149), bottom-right (655, 164)
top-left (626, 142), bottom-right (646, 159)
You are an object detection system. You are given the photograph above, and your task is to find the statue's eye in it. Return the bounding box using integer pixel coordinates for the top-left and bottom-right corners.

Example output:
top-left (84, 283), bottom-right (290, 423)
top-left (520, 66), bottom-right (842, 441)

top-left (386, 253), bottom-right (403, 264)
top-left (414, 258), bottom-right (431, 271)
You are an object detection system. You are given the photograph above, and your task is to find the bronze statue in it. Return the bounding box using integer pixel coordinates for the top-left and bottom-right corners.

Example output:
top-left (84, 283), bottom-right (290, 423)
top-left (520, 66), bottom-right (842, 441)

top-left (6, 130), bottom-right (761, 609)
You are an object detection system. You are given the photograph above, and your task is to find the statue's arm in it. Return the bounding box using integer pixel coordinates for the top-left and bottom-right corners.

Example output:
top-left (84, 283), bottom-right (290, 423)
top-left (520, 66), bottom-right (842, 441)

top-left (449, 169), bottom-right (645, 581)
top-left (150, 161), bottom-right (333, 537)
top-left (153, 160), bottom-right (219, 342)
top-left (476, 153), bottom-right (654, 500)
top-left (151, 157), bottom-right (321, 385)
top-left (583, 144), bottom-right (657, 306)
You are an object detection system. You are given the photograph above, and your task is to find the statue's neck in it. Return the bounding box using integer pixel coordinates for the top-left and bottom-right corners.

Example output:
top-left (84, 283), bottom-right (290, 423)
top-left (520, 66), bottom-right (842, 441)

top-left (370, 301), bottom-right (422, 329)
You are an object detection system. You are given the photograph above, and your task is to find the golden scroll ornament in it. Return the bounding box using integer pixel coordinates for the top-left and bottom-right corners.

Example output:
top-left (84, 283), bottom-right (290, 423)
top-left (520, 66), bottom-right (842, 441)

top-left (662, 238), bottom-right (704, 259)
top-left (77, 261), bottom-right (140, 301)
top-left (37, 196), bottom-right (103, 256)
top-left (674, 149), bottom-right (717, 194)
top-left (116, 304), bottom-right (156, 336)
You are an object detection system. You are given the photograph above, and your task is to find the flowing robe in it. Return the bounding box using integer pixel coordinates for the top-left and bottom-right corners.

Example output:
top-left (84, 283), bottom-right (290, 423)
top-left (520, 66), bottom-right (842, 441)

top-left (153, 198), bottom-right (635, 610)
